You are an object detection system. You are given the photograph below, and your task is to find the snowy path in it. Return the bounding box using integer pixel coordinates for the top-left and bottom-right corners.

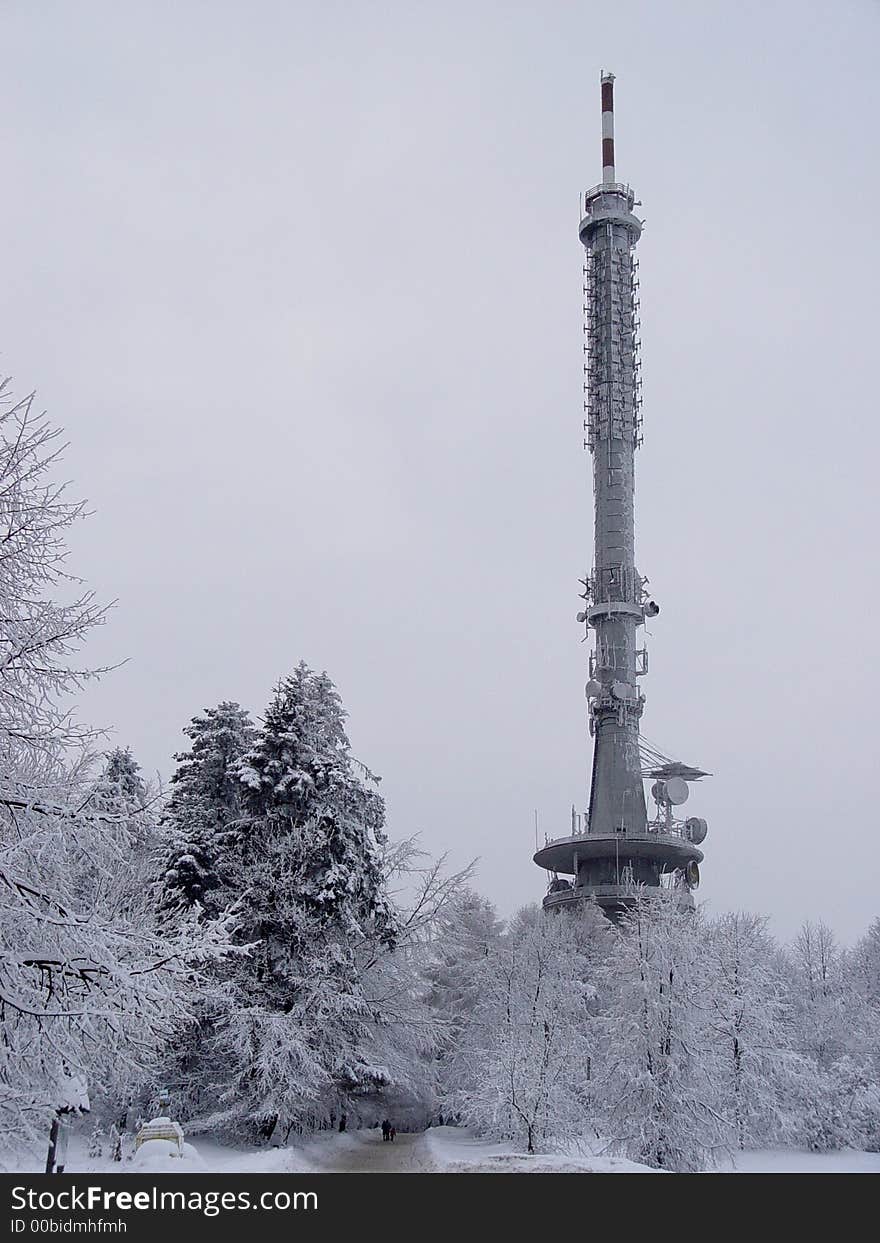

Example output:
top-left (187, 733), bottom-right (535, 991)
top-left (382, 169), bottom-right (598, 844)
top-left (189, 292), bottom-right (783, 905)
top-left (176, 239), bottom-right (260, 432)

top-left (303, 1130), bottom-right (434, 1173)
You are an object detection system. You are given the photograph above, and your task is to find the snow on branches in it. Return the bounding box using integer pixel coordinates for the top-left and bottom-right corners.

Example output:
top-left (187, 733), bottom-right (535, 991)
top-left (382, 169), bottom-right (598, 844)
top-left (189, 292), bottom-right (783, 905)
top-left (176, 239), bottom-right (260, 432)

top-left (159, 702), bottom-right (255, 914)
top-left (156, 666), bottom-right (466, 1142)
top-left (0, 379), bottom-right (232, 1151)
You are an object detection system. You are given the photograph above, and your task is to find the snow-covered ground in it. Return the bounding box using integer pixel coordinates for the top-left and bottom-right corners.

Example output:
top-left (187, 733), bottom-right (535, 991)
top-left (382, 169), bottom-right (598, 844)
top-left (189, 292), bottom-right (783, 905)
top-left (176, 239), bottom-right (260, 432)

top-left (7, 1127), bottom-right (654, 1175)
top-left (718, 1148), bottom-right (880, 1174)
top-left (8, 1126), bottom-right (880, 1175)
top-left (423, 1126), bottom-right (658, 1173)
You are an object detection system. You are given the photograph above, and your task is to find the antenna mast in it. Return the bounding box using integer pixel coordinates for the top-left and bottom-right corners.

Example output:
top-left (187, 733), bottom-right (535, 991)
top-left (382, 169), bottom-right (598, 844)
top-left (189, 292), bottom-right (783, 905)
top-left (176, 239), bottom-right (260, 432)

top-left (533, 73), bottom-right (709, 919)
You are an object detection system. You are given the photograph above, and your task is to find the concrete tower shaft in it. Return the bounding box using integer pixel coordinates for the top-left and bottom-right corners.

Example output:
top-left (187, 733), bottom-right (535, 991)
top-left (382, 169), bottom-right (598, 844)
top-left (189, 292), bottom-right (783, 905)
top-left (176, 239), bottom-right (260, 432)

top-left (579, 79), bottom-right (646, 838)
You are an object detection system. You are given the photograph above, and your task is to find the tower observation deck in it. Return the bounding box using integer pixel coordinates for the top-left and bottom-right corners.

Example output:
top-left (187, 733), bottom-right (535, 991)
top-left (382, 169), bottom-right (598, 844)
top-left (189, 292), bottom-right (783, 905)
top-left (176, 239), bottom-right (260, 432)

top-left (533, 73), bottom-right (709, 919)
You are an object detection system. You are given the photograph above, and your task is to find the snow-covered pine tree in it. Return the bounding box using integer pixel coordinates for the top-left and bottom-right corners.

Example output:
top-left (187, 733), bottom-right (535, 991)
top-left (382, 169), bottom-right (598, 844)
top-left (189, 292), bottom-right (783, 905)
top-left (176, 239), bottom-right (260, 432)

top-left (84, 747), bottom-right (158, 910)
top-left (97, 748), bottom-right (148, 805)
top-left (86, 748), bottom-right (152, 856)
top-left (159, 702), bottom-right (255, 914)
top-left (235, 664), bottom-right (395, 948)
top-left (205, 664), bottom-right (398, 1139)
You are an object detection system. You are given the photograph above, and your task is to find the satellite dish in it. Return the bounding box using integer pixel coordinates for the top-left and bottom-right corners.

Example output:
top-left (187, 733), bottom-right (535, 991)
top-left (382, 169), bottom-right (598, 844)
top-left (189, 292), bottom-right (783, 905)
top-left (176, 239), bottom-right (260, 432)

top-left (664, 776), bottom-right (689, 805)
top-left (612, 681), bottom-right (634, 700)
top-left (685, 816), bottom-right (708, 845)
top-left (585, 680), bottom-right (602, 699)
top-left (651, 780), bottom-right (666, 803)
top-left (644, 600), bottom-right (660, 617)
top-left (685, 860), bottom-right (700, 889)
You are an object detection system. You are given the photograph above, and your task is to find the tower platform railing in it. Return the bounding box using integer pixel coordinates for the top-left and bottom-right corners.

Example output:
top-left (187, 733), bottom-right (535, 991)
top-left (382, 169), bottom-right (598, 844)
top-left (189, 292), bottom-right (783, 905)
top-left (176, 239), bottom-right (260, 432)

top-left (581, 181), bottom-right (637, 204)
top-left (544, 821), bottom-right (692, 844)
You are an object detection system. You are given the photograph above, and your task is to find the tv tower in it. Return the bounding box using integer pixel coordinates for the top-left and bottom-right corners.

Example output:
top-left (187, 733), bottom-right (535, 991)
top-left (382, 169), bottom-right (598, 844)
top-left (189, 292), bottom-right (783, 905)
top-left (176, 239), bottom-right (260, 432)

top-left (534, 73), bottom-right (709, 918)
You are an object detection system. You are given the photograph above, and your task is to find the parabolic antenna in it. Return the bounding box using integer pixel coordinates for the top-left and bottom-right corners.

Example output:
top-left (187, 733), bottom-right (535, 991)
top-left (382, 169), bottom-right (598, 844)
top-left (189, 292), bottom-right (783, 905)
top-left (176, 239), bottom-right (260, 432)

top-left (584, 679), bottom-right (602, 699)
top-left (685, 860), bottom-right (700, 889)
top-left (664, 776), bottom-right (689, 805)
top-left (685, 816), bottom-right (708, 845)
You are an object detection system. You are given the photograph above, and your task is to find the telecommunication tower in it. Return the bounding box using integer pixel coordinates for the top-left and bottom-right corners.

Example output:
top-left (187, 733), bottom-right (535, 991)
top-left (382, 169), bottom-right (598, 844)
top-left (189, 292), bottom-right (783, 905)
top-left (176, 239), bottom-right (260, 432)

top-left (534, 73), bottom-right (709, 918)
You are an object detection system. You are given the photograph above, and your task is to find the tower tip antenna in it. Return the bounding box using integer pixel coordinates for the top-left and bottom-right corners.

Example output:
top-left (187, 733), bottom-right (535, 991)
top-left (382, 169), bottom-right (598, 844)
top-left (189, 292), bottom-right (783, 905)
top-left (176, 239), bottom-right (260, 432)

top-left (601, 71), bottom-right (616, 184)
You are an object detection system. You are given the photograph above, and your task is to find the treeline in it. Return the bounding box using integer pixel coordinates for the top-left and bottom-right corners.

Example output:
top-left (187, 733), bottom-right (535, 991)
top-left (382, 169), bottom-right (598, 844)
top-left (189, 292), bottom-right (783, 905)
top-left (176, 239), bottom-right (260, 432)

top-left (434, 896), bottom-right (880, 1169)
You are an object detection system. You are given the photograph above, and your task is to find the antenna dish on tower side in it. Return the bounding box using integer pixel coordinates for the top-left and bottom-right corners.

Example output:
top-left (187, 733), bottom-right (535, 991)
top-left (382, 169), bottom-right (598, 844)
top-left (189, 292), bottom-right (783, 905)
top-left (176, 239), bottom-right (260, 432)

top-left (685, 816), bottom-right (708, 845)
top-left (664, 776), bottom-right (689, 806)
top-left (652, 776), bottom-right (689, 806)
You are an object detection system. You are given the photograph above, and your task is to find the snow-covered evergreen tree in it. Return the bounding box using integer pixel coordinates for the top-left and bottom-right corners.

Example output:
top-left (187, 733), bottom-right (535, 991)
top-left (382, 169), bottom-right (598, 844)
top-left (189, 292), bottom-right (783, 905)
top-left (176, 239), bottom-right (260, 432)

top-left (180, 665), bottom-right (399, 1140)
top-left (79, 747), bottom-right (158, 914)
top-left (159, 702), bottom-right (255, 914)
top-left (235, 664), bottom-right (394, 945)
top-left (97, 747), bottom-right (147, 805)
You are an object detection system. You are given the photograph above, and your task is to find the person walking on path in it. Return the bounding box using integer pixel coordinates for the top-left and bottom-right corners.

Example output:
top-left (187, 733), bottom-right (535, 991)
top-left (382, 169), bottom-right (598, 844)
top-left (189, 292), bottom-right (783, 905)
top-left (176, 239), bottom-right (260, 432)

top-left (381, 1120), bottom-right (390, 1142)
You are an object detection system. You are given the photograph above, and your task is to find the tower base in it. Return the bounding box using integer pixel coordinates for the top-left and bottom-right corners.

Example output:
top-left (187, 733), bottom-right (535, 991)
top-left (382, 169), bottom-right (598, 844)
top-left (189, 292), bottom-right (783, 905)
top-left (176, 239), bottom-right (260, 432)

top-left (535, 830), bottom-right (702, 921)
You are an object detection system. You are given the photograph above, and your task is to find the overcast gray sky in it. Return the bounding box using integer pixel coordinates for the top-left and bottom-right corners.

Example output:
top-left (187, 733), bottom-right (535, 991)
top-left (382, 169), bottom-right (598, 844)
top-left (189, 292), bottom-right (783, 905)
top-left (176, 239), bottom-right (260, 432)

top-left (2, 0), bottom-right (878, 943)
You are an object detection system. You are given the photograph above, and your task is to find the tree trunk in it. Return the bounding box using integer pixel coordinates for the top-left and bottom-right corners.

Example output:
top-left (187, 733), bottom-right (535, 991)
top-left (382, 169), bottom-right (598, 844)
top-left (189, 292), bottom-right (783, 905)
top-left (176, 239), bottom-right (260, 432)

top-left (45, 1115), bottom-right (60, 1175)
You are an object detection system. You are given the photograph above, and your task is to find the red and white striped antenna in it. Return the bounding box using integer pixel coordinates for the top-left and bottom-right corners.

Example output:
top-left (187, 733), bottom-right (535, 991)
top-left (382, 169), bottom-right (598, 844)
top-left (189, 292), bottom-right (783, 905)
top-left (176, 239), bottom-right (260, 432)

top-left (601, 71), bottom-right (615, 183)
